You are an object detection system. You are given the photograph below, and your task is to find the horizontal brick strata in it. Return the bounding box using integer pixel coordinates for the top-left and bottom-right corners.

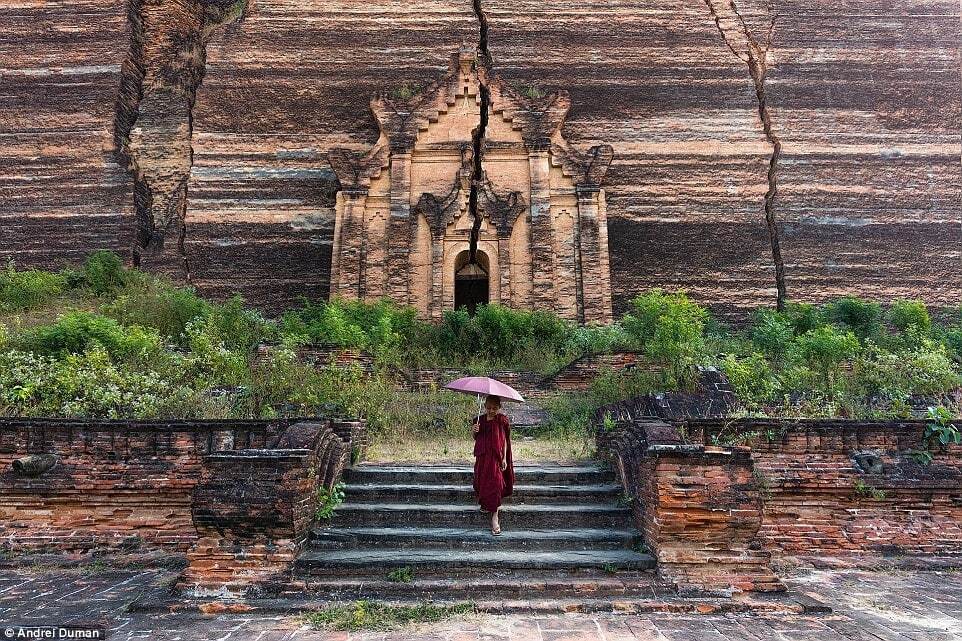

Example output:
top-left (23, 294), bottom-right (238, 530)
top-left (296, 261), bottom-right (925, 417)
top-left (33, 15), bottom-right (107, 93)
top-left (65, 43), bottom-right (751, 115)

top-left (0, 417), bottom-right (365, 592)
top-left (0, 418), bottom-right (292, 552)
top-left (685, 419), bottom-right (962, 556)
top-left (603, 419), bottom-right (782, 594)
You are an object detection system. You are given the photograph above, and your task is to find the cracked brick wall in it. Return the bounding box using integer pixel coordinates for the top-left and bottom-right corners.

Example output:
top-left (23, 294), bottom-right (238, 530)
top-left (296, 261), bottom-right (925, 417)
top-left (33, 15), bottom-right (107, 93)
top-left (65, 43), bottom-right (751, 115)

top-left (0, 1), bottom-right (959, 316)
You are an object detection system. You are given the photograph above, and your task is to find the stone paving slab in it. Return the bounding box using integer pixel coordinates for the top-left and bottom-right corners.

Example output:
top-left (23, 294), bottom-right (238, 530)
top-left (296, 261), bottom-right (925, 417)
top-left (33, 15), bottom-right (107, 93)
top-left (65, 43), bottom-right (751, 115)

top-left (0, 567), bottom-right (959, 640)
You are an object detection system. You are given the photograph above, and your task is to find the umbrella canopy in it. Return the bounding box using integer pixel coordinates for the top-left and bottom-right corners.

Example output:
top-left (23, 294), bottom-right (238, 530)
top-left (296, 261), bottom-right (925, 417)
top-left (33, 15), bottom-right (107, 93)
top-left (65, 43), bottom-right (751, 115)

top-left (444, 376), bottom-right (525, 403)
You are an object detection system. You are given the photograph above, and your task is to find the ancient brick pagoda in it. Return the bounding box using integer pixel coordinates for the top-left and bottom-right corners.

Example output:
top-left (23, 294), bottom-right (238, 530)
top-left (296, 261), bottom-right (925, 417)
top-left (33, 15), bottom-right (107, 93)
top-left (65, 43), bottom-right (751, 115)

top-left (327, 46), bottom-right (614, 323)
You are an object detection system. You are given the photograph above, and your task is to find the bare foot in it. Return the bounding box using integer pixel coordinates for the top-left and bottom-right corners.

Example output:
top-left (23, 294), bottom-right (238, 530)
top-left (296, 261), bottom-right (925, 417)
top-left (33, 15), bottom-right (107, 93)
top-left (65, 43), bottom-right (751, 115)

top-left (491, 511), bottom-right (501, 536)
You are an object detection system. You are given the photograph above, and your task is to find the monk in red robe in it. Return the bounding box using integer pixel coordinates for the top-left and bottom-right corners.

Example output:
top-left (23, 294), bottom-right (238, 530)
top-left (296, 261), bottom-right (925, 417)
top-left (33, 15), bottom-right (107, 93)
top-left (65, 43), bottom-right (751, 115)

top-left (472, 394), bottom-right (514, 535)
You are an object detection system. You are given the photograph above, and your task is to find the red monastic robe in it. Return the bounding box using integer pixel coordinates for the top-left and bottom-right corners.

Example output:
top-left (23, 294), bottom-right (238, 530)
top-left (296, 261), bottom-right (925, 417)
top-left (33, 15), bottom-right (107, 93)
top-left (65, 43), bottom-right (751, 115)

top-left (472, 413), bottom-right (515, 512)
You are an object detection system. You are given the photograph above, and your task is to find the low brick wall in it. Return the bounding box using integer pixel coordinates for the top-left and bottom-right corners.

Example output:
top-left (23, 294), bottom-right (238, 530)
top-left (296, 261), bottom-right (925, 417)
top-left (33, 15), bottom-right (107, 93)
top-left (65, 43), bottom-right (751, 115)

top-left (603, 419), bottom-right (782, 594)
top-left (0, 416), bottom-right (365, 592)
top-left (599, 414), bottom-right (962, 593)
top-left (183, 422), bottom-right (350, 592)
top-left (0, 419), bottom-right (292, 551)
top-left (685, 419), bottom-right (962, 557)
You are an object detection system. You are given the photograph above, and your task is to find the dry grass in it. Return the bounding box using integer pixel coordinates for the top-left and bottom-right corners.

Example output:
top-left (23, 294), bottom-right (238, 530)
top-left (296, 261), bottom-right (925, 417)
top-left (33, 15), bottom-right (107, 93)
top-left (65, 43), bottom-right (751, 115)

top-left (367, 433), bottom-right (595, 463)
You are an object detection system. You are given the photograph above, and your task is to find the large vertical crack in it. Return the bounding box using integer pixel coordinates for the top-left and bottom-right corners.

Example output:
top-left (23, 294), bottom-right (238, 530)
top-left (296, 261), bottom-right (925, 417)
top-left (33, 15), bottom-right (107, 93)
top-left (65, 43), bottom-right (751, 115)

top-left (468, 0), bottom-right (492, 264)
top-left (114, 0), bottom-right (246, 280)
top-left (704, 0), bottom-right (787, 310)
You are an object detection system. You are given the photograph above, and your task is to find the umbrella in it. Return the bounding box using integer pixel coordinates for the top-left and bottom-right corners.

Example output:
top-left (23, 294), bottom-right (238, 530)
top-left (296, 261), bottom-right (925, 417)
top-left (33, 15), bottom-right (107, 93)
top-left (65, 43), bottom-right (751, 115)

top-left (444, 376), bottom-right (525, 419)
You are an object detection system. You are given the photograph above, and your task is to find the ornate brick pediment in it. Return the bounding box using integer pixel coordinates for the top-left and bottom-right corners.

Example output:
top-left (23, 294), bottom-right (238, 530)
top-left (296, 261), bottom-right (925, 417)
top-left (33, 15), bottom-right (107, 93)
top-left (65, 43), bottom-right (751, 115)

top-left (328, 46), bottom-right (613, 323)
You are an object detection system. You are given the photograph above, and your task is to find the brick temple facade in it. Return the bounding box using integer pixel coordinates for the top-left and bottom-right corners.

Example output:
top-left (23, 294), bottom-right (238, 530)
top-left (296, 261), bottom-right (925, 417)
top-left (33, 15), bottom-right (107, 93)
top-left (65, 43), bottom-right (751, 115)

top-left (327, 47), bottom-right (614, 323)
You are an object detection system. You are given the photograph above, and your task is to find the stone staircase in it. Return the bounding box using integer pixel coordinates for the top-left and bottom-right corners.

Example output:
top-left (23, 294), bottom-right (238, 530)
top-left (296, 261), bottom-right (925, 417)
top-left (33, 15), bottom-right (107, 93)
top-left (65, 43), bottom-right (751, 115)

top-left (291, 462), bottom-right (657, 602)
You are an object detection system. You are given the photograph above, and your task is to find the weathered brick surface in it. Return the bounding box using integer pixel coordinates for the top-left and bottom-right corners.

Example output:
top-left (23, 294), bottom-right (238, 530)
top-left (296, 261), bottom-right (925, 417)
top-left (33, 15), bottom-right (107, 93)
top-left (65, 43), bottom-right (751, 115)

top-left (1, 2), bottom-right (959, 316)
top-left (600, 416), bottom-right (962, 593)
top-left (0, 417), bottom-right (362, 591)
top-left (598, 419), bottom-right (781, 594)
top-left (0, 418), bottom-right (289, 552)
top-left (686, 419), bottom-right (962, 557)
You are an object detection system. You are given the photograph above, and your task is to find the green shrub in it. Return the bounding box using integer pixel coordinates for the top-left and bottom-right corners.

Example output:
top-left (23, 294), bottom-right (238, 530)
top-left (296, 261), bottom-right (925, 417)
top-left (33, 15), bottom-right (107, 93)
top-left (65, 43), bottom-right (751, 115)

top-left (722, 353), bottom-right (779, 410)
top-left (824, 296), bottom-right (882, 339)
top-left (784, 302), bottom-right (823, 335)
top-left (623, 290), bottom-right (707, 385)
top-left (206, 295), bottom-right (270, 354)
top-left (887, 299), bottom-right (931, 333)
top-left (749, 310), bottom-right (794, 361)
top-left (82, 251), bottom-right (129, 295)
top-left (16, 311), bottom-right (161, 359)
top-left (103, 279), bottom-right (210, 344)
top-left (0, 347), bottom-right (178, 419)
top-left (315, 482), bottom-right (346, 520)
top-left (0, 263), bottom-right (66, 311)
top-left (791, 325), bottom-right (860, 391)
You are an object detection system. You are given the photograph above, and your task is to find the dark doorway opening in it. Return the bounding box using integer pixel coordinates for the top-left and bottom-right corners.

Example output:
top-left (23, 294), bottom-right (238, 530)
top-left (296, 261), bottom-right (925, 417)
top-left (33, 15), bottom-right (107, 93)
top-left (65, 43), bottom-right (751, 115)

top-left (454, 250), bottom-right (489, 315)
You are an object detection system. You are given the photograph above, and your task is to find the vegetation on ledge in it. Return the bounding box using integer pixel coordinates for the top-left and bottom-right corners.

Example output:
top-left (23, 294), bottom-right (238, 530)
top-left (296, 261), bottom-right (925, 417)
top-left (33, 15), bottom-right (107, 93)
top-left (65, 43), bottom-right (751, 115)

top-left (1, 252), bottom-right (960, 445)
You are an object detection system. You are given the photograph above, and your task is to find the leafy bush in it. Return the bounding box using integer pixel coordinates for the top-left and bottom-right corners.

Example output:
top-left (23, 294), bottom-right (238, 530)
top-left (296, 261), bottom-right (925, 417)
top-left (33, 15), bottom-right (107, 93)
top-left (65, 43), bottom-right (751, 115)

top-left (791, 325), bottom-right (859, 390)
top-left (315, 482), bottom-right (346, 520)
top-left (784, 302), bottom-right (823, 335)
top-left (623, 290), bottom-right (707, 385)
top-left (281, 297), bottom-right (415, 366)
top-left (16, 311), bottom-right (161, 359)
top-left (887, 299), bottom-right (931, 333)
top-left (206, 295), bottom-right (270, 354)
top-left (824, 296), bottom-right (882, 339)
top-left (82, 251), bottom-right (129, 295)
top-left (0, 263), bottom-right (66, 312)
top-left (749, 310), bottom-right (794, 361)
top-left (103, 278), bottom-right (210, 344)
top-left (0, 347), bottom-right (180, 419)
top-left (722, 353), bottom-right (779, 410)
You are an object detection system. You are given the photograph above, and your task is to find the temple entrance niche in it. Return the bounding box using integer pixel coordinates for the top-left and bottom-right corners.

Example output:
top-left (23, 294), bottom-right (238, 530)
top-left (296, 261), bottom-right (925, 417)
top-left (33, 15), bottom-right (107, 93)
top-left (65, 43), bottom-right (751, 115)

top-left (454, 250), bottom-right (490, 314)
top-left (327, 45), bottom-right (614, 324)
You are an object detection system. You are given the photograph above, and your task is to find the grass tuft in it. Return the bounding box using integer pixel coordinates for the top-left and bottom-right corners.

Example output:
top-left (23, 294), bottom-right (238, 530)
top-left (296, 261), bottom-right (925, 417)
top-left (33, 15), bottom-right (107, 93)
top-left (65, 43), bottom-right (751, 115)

top-left (304, 600), bottom-right (475, 631)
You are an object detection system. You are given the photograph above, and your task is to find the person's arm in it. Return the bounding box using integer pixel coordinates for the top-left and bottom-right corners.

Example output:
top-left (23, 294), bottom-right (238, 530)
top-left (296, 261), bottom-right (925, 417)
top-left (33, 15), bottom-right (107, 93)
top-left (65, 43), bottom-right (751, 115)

top-left (499, 417), bottom-right (508, 470)
top-left (472, 415), bottom-right (481, 439)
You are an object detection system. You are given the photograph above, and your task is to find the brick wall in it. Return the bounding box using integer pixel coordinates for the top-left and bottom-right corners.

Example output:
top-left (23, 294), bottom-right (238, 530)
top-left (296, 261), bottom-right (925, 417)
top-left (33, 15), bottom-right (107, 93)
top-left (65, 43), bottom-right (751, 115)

top-left (0, 417), bottom-right (364, 592)
top-left (183, 422), bottom-right (350, 591)
top-left (685, 419), bottom-right (962, 557)
top-left (602, 419), bottom-right (782, 594)
top-left (0, 418), bottom-right (291, 552)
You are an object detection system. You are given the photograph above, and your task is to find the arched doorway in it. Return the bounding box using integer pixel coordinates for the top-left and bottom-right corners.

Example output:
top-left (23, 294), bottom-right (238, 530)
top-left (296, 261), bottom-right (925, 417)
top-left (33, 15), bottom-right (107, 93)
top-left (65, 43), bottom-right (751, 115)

top-left (454, 250), bottom-right (489, 314)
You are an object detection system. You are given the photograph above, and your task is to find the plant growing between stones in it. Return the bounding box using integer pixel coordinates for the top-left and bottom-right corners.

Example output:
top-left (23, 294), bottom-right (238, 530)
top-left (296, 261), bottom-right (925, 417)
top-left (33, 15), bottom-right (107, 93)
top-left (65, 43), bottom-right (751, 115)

top-left (304, 600), bottom-right (474, 631)
top-left (602, 563), bottom-right (618, 574)
top-left (910, 406), bottom-right (961, 466)
top-left (315, 482), bottom-right (346, 521)
top-left (386, 567), bottom-right (414, 583)
top-left (853, 479), bottom-right (887, 501)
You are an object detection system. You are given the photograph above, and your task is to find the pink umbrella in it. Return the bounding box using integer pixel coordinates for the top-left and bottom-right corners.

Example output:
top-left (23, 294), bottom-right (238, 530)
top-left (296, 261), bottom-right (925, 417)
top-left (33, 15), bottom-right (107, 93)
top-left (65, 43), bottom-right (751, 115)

top-left (444, 376), bottom-right (525, 417)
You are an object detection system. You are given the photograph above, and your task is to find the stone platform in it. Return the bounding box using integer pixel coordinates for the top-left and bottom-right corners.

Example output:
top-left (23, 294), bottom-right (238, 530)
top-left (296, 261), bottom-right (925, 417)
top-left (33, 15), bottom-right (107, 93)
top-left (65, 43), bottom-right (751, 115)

top-left (0, 565), bottom-right (959, 640)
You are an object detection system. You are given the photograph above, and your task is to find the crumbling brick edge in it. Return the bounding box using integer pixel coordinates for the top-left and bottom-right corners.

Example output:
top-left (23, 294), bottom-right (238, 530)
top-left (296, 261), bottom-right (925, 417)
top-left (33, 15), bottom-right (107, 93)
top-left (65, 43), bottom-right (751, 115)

top-left (596, 414), bottom-right (962, 595)
top-left (0, 416), bottom-right (367, 596)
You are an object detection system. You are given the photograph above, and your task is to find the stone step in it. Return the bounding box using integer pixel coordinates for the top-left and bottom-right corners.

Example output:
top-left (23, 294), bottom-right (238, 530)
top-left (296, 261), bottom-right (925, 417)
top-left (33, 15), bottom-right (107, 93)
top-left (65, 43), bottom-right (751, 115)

top-left (345, 464), bottom-right (614, 486)
top-left (341, 482), bottom-right (624, 505)
top-left (281, 571), bottom-right (662, 600)
top-left (330, 502), bottom-right (632, 529)
top-left (294, 548), bottom-right (655, 576)
top-left (308, 526), bottom-right (643, 551)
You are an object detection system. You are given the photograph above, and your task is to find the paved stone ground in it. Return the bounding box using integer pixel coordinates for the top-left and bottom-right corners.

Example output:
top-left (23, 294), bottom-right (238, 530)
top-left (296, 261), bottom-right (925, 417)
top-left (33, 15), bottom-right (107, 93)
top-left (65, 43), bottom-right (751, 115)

top-left (0, 567), bottom-right (959, 640)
